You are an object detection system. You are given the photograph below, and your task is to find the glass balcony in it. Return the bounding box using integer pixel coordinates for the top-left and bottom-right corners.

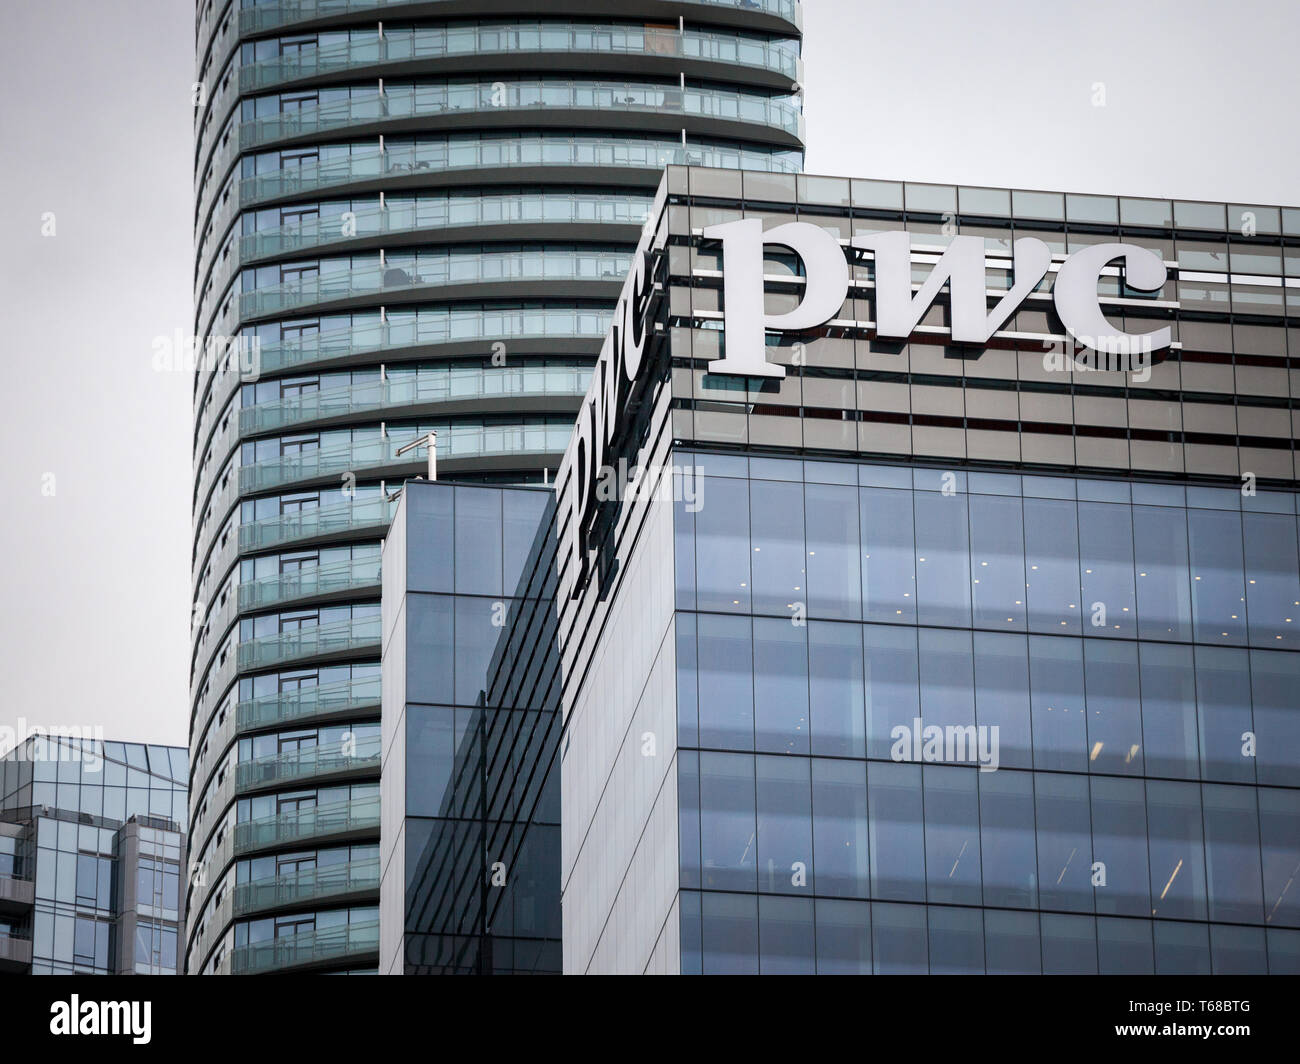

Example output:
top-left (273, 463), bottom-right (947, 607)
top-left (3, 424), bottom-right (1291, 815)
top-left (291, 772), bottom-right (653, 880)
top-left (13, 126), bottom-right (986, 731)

top-left (237, 495), bottom-right (395, 554)
top-left (229, 918), bottom-right (379, 974)
top-left (249, 306), bottom-right (612, 379)
top-left (238, 192), bottom-right (652, 263)
top-left (237, 674), bottom-right (382, 733)
top-left (0, 873), bottom-right (35, 912)
top-left (232, 857), bottom-right (380, 916)
top-left (240, 0), bottom-right (802, 36)
top-left (234, 795), bottom-right (380, 854)
top-left (240, 366), bottom-right (592, 436)
top-left (239, 82), bottom-right (803, 152)
top-left (237, 555), bottom-right (381, 613)
top-left (239, 247), bottom-right (633, 320)
top-left (235, 614), bottom-right (381, 672)
top-left (239, 137), bottom-right (800, 208)
top-left (240, 24), bottom-right (800, 94)
top-left (238, 423), bottom-right (573, 495)
top-left (235, 734), bottom-right (382, 792)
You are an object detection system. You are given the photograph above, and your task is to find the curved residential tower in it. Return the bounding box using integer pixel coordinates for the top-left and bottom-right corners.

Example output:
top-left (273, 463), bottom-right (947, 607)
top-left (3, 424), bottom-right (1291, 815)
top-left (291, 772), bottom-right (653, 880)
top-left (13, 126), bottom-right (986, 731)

top-left (187, 0), bottom-right (804, 974)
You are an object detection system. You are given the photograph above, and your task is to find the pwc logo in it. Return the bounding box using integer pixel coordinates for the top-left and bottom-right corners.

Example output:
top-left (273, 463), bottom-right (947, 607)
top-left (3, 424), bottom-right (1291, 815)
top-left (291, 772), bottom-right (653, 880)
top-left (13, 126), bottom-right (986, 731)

top-left (561, 218), bottom-right (1176, 600)
top-left (703, 218), bottom-right (1173, 378)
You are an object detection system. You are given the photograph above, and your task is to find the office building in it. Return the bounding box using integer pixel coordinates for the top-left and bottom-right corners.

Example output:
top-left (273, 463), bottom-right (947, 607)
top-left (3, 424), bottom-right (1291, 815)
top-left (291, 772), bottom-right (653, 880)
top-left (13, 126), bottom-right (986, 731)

top-left (0, 735), bottom-right (187, 975)
top-left (188, 1), bottom-right (804, 973)
top-left (387, 165), bottom-right (1300, 974)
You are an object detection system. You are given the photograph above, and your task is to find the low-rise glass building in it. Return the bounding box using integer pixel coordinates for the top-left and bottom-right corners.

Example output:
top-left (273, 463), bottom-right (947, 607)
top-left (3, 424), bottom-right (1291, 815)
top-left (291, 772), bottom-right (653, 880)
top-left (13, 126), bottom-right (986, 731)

top-left (0, 736), bottom-right (188, 975)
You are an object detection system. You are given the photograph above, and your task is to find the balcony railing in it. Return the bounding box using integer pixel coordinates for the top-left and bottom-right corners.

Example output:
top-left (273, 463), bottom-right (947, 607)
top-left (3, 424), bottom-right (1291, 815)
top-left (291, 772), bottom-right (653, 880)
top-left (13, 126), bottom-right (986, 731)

top-left (239, 366), bottom-right (592, 436)
top-left (238, 423), bottom-right (573, 495)
top-left (233, 795), bottom-right (381, 854)
top-left (235, 614), bottom-right (381, 672)
top-left (232, 857), bottom-right (380, 916)
top-left (238, 193), bottom-right (651, 264)
top-left (237, 495), bottom-right (396, 554)
top-left (235, 734), bottom-right (382, 792)
top-left (240, 307), bottom-right (612, 381)
top-left (238, 248), bottom-right (633, 321)
top-left (229, 918), bottom-right (379, 974)
top-left (239, 24), bottom-right (800, 94)
top-left (239, 0), bottom-right (802, 36)
top-left (236, 555), bottom-right (381, 613)
top-left (236, 674), bottom-right (382, 733)
top-left (239, 82), bottom-right (803, 152)
top-left (238, 138), bottom-right (800, 209)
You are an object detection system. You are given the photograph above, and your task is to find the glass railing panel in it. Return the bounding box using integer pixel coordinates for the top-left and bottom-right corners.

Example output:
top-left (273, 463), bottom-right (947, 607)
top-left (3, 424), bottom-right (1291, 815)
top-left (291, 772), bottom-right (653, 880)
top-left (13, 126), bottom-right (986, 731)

top-left (237, 675), bottom-right (382, 732)
top-left (235, 734), bottom-right (382, 791)
top-left (238, 139), bottom-right (800, 208)
top-left (241, 0), bottom-right (800, 34)
top-left (236, 555), bottom-right (381, 612)
top-left (234, 795), bottom-right (381, 853)
top-left (238, 249), bottom-right (633, 320)
top-left (237, 496), bottom-right (395, 553)
top-left (250, 308), bottom-right (611, 378)
top-left (233, 857), bottom-right (380, 914)
top-left (239, 367), bottom-right (591, 435)
top-left (238, 194), bottom-right (651, 263)
top-left (235, 615), bottom-right (382, 672)
top-left (239, 83), bottom-right (801, 152)
top-left (240, 25), bottom-right (798, 93)
top-left (238, 423), bottom-right (572, 495)
top-left (229, 918), bottom-right (379, 974)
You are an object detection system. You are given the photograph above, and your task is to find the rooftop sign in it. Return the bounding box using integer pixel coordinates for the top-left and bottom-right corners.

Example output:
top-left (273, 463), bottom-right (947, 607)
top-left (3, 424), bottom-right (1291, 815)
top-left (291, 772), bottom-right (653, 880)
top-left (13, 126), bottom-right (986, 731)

top-left (562, 216), bottom-right (1175, 598)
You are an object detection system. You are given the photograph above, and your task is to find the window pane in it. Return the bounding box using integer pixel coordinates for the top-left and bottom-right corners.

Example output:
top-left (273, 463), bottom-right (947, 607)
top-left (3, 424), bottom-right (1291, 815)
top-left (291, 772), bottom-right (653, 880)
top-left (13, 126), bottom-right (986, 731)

top-left (1041, 913), bottom-right (1097, 974)
top-left (871, 901), bottom-right (928, 974)
top-left (867, 761), bottom-right (924, 902)
top-left (979, 769), bottom-right (1038, 909)
top-left (809, 621), bottom-right (865, 758)
top-left (755, 755), bottom-right (812, 896)
top-left (914, 492), bottom-right (971, 627)
top-left (1084, 640), bottom-right (1143, 775)
top-left (805, 483), bottom-right (860, 620)
top-left (700, 892), bottom-right (757, 975)
top-left (699, 752), bottom-right (756, 892)
top-left (861, 486), bottom-right (917, 623)
top-left (1134, 505), bottom-right (1192, 641)
top-left (1090, 775), bottom-right (1150, 917)
top-left (811, 758), bottom-right (868, 899)
top-left (1035, 772), bottom-right (1093, 912)
top-left (814, 898), bottom-right (871, 973)
top-left (984, 909), bottom-right (1041, 974)
top-left (1139, 643), bottom-right (1199, 779)
top-left (928, 905), bottom-right (984, 974)
top-left (758, 895), bottom-right (814, 974)
top-left (753, 620), bottom-right (808, 755)
top-left (697, 614), bottom-right (753, 751)
top-left (1146, 780), bottom-right (1208, 920)
top-left (1202, 783), bottom-right (1264, 924)
top-left (923, 766), bottom-right (981, 905)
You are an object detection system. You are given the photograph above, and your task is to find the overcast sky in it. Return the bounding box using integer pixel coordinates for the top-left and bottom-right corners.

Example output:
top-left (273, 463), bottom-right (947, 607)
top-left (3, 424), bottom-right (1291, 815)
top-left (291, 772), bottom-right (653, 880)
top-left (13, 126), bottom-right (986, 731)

top-left (0, 0), bottom-right (1295, 752)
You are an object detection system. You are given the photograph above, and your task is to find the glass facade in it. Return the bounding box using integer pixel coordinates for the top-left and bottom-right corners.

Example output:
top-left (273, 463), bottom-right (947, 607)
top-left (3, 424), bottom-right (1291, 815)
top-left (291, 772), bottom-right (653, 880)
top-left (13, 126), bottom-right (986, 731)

top-left (0, 737), bottom-right (188, 975)
top-left (189, 0), bottom-right (803, 974)
top-left (548, 165), bottom-right (1300, 975)
top-left (380, 480), bottom-right (561, 973)
top-left (672, 454), bottom-right (1300, 974)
